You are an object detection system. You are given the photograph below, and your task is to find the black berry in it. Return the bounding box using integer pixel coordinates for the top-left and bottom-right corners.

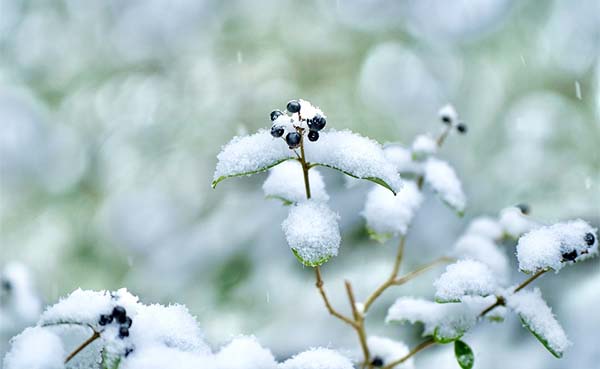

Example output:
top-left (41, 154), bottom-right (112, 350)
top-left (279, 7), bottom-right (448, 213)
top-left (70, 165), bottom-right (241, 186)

top-left (310, 115), bottom-right (326, 131)
top-left (118, 326), bottom-right (129, 338)
top-left (371, 357), bottom-right (384, 367)
top-left (456, 123), bottom-right (468, 134)
top-left (122, 316), bottom-right (133, 328)
top-left (307, 130), bottom-right (319, 142)
top-left (270, 126), bottom-right (284, 138)
top-left (584, 232), bottom-right (595, 246)
top-left (98, 314), bottom-right (113, 326)
top-left (286, 100), bottom-right (301, 113)
top-left (516, 203), bottom-right (530, 215)
top-left (441, 115), bottom-right (452, 125)
top-left (112, 306), bottom-right (127, 323)
top-left (285, 132), bottom-right (301, 148)
top-left (562, 250), bottom-right (578, 262)
top-left (270, 110), bottom-right (284, 121)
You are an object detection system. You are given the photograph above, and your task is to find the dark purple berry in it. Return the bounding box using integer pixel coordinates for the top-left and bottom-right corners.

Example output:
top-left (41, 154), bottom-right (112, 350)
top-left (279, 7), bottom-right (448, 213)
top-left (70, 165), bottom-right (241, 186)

top-left (122, 316), bottom-right (133, 328)
top-left (285, 132), bottom-right (301, 148)
top-left (441, 115), bottom-right (452, 124)
top-left (112, 306), bottom-right (127, 323)
top-left (270, 125), bottom-right (284, 138)
top-left (311, 115), bottom-right (326, 131)
top-left (270, 110), bottom-right (284, 121)
top-left (456, 123), bottom-right (467, 134)
top-left (118, 326), bottom-right (129, 338)
top-left (371, 357), bottom-right (384, 367)
top-left (562, 250), bottom-right (578, 262)
top-left (584, 232), bottom-right (595, 246)
top-left (98, 314), bottom-right (113, 326)
top-left (516, 203), bottom-right (530, 215)
top-left (307, 130), bottom-right (319, 142)
top-left (286, 100), bottom-right (301, 113)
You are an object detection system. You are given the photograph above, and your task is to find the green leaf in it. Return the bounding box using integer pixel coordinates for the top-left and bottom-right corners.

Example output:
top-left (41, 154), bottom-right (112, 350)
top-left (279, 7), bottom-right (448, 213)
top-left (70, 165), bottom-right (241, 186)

top-left (433, 326), bottom-right (463, 344)
top-left (454, 340), bottom-right (474, 369)
top-left (291, 248), bottom-right (331, 267)
top-left (310, 163), bottom-right (398, 195)
top-left (265, 195), bottom-right (294, 206)
top-left (366, 227), bottom-right (392, 243)
top-left (101, 350), bottom-right (121, 369)
top-left (212, 158), bottom-right (293, 188)
top-left (519, 316), bottom-right (563, 358)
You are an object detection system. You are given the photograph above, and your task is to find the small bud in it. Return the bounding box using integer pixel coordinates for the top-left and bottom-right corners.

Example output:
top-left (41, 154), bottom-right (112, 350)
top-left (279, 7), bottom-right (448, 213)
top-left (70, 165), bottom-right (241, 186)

top-left (285, 132), bottom-right (301, 148)
top-left (286, 100), bottom-right (301, 114)
top-left (584, 232), bottom-right (595, 246)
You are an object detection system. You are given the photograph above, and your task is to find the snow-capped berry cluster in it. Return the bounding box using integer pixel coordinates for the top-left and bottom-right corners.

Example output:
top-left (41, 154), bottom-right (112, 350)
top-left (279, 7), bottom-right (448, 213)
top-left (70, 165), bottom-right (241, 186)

top-left (99, 305), bottom-right (133, 339)
top-left (438, 104), bottom-right (467, 134)
top-left (270, 99), bottom-right (327, 148)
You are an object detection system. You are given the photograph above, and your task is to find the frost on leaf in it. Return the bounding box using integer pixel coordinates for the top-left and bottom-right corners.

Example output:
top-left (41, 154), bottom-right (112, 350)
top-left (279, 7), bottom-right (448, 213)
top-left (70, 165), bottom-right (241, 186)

top-left (423, 158), bottom-right (466, 214)
top-left (506, 288), bottom-right (571, 358)
top-left (386, 296), bottom-right (494, 342)
top-left (383, 145), bottom-right (423, 177)
top-left (3, 327), bottom-right (65, 369)
top-left (367, 336), bottom-right (414, 369)
top-left (262, 161), bottom-right (328, 204)
top-left (411, 134), bottom-right (437, 160)
top-left (279, 348), bottom-right (354, 369)
top-left (516, 219), bottom-right (598, 274)
top-left (212, 130), bottom-right (293, 187)
top-left (434, 260), bottom-right (498, 303)
top-left (362, 181), bottom-right (423, 242)
top-left (452, 235), bottom-right (510, 283)
top-left (281, 201), bottom-right (341, 266)
top-left (215, 336), bottom-right (277, 369)
top-left (499, 206), bottom-right (539, 239)
top-left (304, 130), bottom-right (403, 194)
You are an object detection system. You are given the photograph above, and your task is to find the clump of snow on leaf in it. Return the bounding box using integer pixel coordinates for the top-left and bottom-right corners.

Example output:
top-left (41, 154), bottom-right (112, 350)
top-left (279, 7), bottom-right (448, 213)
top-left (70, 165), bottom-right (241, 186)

top-left (383, 145), bottom-right (423, 176)
top-left (120, 346), bottom-right (213, 369)
top-left (263, 161), bottom-right (329, 204)
top-left (304, 130), bottom-right (402, 194)
top-left (424, 158), bottom-right (466, 213)
top-left (465, 217), bottom-right (503, 241)
top-left (434, 260), bottom-right (498, 302)
top-left (362, 181), bottom-right (423, 241)
top-left (439, 104), bottom-right (459, 124)
top-left (499, 207), bottom-right (538, 238)
top-left (279, 348), bottom-right (354, 369)
top-left (213, 130), bottom-right (292, 186)
top-left (3, 326), bottom-right (64, 369)
top-left (216, 336), bottom-right (277, 369)
top-left (452, 235), bottom-right (510, 283)
top-left (298, 99), bottom-right (325, 121)
top-left (506, 288), bottom-right (571, 357)
top-left (367, 336), bottom-right (414, 369)
top-left (0, 262), bottom-right (42, 333)
top-left (281, 201), bottom-right (341, 265)
top-left (411, 134), bottom-right (437, 159)
top-left (516, 219), bottom-right (597, 273)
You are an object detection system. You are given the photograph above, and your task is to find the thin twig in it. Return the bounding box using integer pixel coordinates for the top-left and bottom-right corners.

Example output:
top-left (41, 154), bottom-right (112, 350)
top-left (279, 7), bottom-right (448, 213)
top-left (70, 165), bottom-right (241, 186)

top-left (345, 281), bottom-right (370, 365)
top-left (381, 337), bottom-right (436, 369)
top-left (299, 134), bottom-right (311, 199)
top-left (393, 257), bottom-right (455, 285)
top-left (435, 124), bottom-right (453, 147)
top-left (65, 331), bottom-right (100, 363)
top-left (363, 237), bottom-right (405, 313)
top-left (314, 267), bottom-right (357, 327)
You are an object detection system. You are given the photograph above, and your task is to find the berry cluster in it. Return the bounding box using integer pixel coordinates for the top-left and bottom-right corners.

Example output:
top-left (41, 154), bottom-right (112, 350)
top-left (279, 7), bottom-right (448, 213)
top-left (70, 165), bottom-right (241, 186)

top-left (270, 99), bottom-right (327, 149)
top-left (98, 305), bottom-right (133, 339)
top-left (561, 232), bottom-right (595, 262)
top-left (439, 104), bottom-right (467, 134)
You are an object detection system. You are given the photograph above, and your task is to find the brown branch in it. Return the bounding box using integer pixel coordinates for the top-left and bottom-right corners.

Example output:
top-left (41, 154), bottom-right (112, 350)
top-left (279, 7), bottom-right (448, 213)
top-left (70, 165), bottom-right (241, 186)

top-left (363, 236), bottom-right (405, 313)
top-left (314, 267), bottom-right (357, 327)
top-left (393, 257), bottom-right (454, 285)
top-left (381, 337), bottom-right (436, 369)
top-left (299, 134), bottom-right (311, 199)
top-left (65, 331), bottom-right (100, 363)
top-left (345, 281), bottom-right (370, 366)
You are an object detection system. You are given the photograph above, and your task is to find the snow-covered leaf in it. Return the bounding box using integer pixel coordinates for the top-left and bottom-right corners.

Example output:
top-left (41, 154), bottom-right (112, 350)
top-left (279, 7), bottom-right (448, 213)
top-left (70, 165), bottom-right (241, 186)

top-left (454, 340), bottom-right (474, 369)
top-left (3, 327), bottom-right (65, 369)
top-left (362, 181), bottom-right (423, 242)
top-left (281, 201), bottom-right (341, 266)
top-left (383, 145), bottom-right (423, 177)
top-left (464, 217), bottom-right (503, 241)
top-left (498, 207), bottom-right (539, 239)
top-left (213, 130), bottom-right (294, 188)
top-left (215, 336), bottom-right (277, 369)
top-left (279, 348), bottom-right (354, 369)
top-left (452, 234), bottom-right (510, 283)
top-left (411, 134), bottom-right (437, 160)
top-left (367, 336), bottom-right (414, 369)
top-left (262, 161), bottom-right (328, 204)
top-left (506, 288), bottom-right (571, 358)
top-left (516, 219), bottom-right (597, 274)
top-left (423, 158), bottom-right (466, 214)
top-left (434, 260), bottom-right (498, 303)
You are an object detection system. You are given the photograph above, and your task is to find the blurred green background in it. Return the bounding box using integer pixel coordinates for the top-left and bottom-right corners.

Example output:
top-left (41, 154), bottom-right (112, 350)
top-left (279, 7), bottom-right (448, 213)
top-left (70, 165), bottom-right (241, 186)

top-left (1, 0), bottom-right (599, 367)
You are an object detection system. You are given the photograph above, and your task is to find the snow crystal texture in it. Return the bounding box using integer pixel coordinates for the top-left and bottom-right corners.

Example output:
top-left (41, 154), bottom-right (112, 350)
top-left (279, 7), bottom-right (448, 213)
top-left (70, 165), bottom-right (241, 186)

top-left (263, 161), bottom-right (328, 203)
top-left (453, 234), bottom-right (509, 283)
top-left (4, 327), bottom-right (65, 369)
top-left (434, 260), bottom-right (498, 302)
top-left (279, 348), bottom-right (354, 369)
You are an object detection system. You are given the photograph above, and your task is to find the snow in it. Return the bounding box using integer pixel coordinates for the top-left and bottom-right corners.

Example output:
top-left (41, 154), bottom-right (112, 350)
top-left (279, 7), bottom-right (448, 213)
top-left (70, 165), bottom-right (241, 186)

top-left (434, 260), bottom-right (498, 302)
top-left (516, 219), bottom-right (598, 273)
top-left (215, 336), bottom-right (277, 369)
top-left (498, 207), bottom-right (538, 239)
top-left (0, 262), bottom-right (42, 333)
top-left (298, 99), bottom-right (326, 121)
top-left (279, 348), bottom-right (354, 369)
top-left (367, 336), bottom-right (414, 369)
top-left (438, 104), bottom-right (458, 124)
top-left (120, 346), bottom-right (214, 369)
top-left (281, 201), bottom-right (341, 265)
top-left (465, 217), bottom-right (503, 241)
top-left (362, 181), bottom-right (423, 240)
top-left (506, 288), bottom-right (571, 357)
top-left (262, 161), bottom-right (329, 204)
top-left (383, 145), bottom-right (423, 176)
top-left (213, 129), bottom-right (293, 187)
top-left (423, 158), bottom-right (466, 213)
top-left (411, 134), bottom-right (437, 159)
top-left (304, 130), bottom-right (403, 194)
top-left (3, 326), bottom-right (64, 369)
top-left (386, 296), bottom-right (496, 341)
top-left (452, 234), bottom-right (510, 283)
